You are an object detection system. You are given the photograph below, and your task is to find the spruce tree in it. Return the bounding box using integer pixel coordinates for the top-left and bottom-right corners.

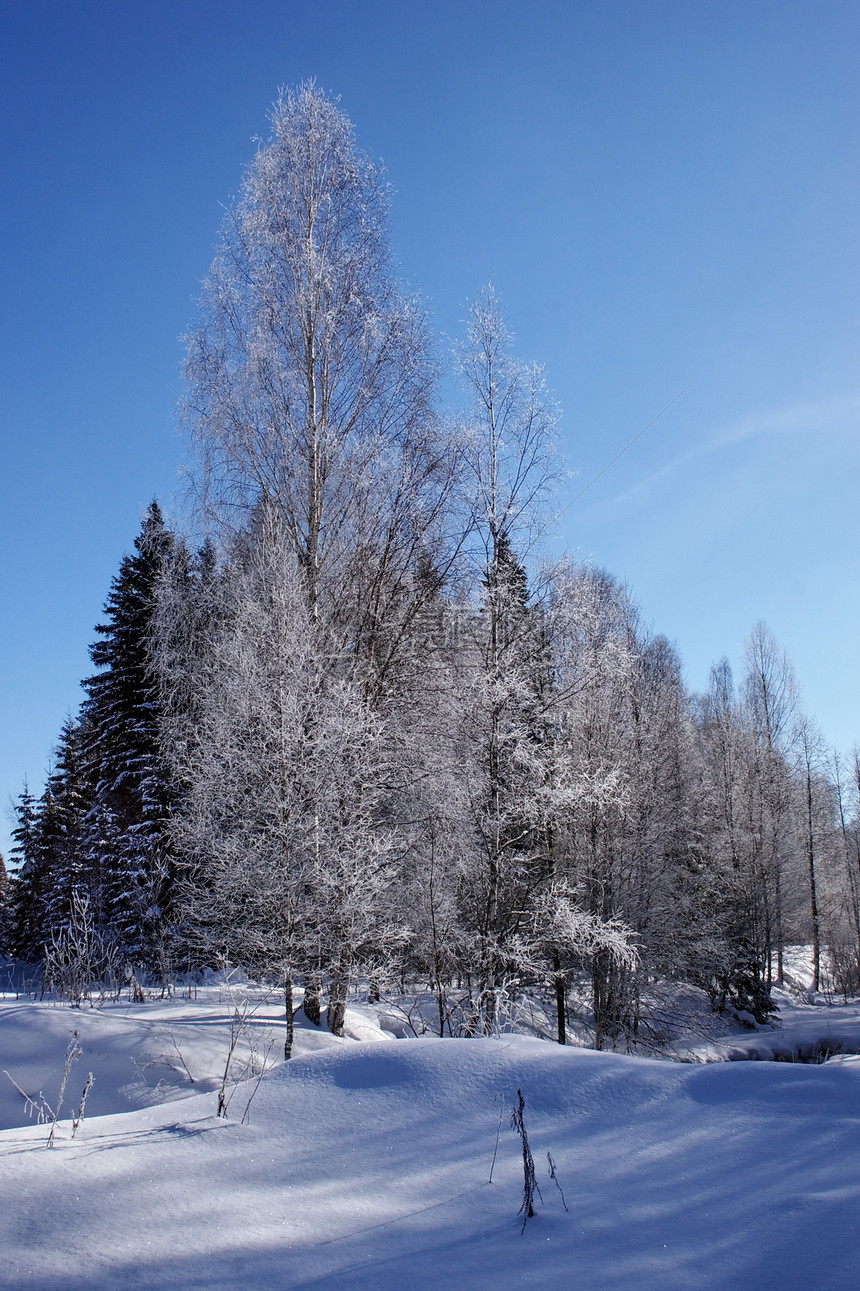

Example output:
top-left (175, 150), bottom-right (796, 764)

top-left (79, 502), bottom-right (176, 964)
top-left (0, 851), bottom-right (9, 955)
top-left (38, 719), bottom-right (92, 932)
top-left (8, 780), bottom-right (49, 960)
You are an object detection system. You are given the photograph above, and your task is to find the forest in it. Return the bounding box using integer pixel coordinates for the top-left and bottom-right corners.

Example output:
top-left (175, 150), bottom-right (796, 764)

top-left (3, 84), bottom-right (859, 1053)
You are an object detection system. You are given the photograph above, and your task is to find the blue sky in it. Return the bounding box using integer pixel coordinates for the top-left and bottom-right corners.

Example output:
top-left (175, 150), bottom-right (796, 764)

top-left (1, 0), bottom-right (858, 855)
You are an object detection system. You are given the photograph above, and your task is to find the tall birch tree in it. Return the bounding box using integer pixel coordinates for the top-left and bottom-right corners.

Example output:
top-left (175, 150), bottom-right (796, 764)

top-left (183, 83), bottom-right (455, 700)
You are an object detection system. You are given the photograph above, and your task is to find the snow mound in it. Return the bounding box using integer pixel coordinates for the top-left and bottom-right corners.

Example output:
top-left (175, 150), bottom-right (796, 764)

top-left (0, 988), bottom-right (392, 1131)
top-left (2, 1022), bottom-right (860, 1289)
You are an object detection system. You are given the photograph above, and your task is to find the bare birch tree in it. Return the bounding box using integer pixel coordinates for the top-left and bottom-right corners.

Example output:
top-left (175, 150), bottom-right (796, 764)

top-left (741, 622), bottom-right (798, 984)
top-left (183, 83), bottom-right (457, 700)
top-left (157, 508), bottom-right (400, 1046)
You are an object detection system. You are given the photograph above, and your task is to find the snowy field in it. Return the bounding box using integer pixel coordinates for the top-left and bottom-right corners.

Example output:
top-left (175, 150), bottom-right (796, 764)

top-left (1, 973), bottom-right (859, 1290)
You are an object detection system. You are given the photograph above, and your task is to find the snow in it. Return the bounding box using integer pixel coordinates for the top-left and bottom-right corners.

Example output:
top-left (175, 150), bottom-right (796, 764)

top-left (0, 984), bottom-right (393, 1129)
top-left (2, 983), bottom-right (860, 1289)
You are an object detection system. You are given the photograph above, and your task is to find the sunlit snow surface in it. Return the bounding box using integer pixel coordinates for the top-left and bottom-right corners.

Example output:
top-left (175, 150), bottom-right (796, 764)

top-left (1, 979), bottom-right (859, 1289)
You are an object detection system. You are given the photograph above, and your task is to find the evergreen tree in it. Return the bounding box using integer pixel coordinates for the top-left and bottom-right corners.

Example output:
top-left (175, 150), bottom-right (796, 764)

top-left (458, 535), bottom-right (554, 1031)
top-left (78, 502), bottom-right (176, 964)
top-left (8, 780), bottom-right (50, 960)
top-left (0, 851), bottom-right (9, 954)
top-left (452, 289), bottom-right (559, 1032)
top-left (37, 719), bottom-right (92, 932)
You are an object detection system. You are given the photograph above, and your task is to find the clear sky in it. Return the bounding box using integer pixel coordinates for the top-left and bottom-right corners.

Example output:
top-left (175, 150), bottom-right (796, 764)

top-left (1, 0), bottom-right (858, 857)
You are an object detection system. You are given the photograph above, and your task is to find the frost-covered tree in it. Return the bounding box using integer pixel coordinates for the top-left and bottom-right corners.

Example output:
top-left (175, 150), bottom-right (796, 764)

top-left (793, 715), bottom-right (827, 991)
top-left (693, 659), bottom-right (778, 1022)
top-left (158, 508), bottom-right (402, 1046)
top-left (828, 749), bottom-right (860, 991)
top-left (173, 83), bottom-right (466, 1032)
top-left (740, 623), bottom-right (798, 985)
top-left (183, 82), bottom-right (456, 702)
top-left (544, 562), bottom-right (715, 1047)
top-left (693, 629), bottom-right (807, 1020)
top-left (368, 574), bottom-right (470, 1033)
top-left (451, 289), bottom-right (557, 1027)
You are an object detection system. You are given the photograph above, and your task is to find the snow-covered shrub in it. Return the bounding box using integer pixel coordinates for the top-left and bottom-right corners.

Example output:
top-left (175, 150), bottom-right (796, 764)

top-left (42, 892), bottom-right (124, 1006)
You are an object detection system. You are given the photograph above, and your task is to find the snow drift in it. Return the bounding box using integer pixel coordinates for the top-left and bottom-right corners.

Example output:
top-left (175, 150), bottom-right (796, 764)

top-left (2, 1003), bottom-right (859, 1290)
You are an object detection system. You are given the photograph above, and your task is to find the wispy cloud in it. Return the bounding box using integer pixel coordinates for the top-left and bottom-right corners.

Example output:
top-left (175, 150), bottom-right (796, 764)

top-left (580, 390), bottom-right (860, 521)
top-left (701, 391), bottom-right (860, 453)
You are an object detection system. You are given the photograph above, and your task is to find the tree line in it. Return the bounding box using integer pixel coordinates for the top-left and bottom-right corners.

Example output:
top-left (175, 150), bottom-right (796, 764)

top-left (4, 85), bottom-right (859, 1050)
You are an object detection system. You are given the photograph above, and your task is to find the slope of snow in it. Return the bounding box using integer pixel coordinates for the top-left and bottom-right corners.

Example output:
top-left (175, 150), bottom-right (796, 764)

top-left (2, 995), bottom-right (859, 1289)
top-left (0, 985), bottom-right (393, 1130)
top-left (672, 948), bottom-right (860, 1064)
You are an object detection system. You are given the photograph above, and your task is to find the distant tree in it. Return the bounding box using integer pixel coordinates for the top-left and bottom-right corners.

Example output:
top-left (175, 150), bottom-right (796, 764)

top-left (34, 719), bottom-right (92, 939)
top-left (829, 749), bottom-right (860, 990)
top-left (0, 851), bottom-right (9, 954)
top-left (793, 715), bottom-right (826, 992)
top-left (8, 781), bottom-right (44, 959)
top-left (7, 714), bottom-right (98, 966)
top-left (741, 622), bottom-right (798, 985)
top-left (547, 563), bottom-right (691, 1046)
top-left (696, 658), bottom-right (779, 1023)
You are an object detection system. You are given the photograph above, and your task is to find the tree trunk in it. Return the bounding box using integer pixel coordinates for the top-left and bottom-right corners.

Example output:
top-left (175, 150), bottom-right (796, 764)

top-left (592, 955), bottom-right (605, 1051)
top-left (805, 770), bottom-right (821, 992)
top-left (553, 951), bottom-right (566, 1045)
top-left (328, 973), bottom-right (349, 1036)
top-left (284, 974), bottom-right (295, 1061)
top-left (775, 865), bottom-right (784, 983)
top-left (303, 976), bottom-right (321, 1025)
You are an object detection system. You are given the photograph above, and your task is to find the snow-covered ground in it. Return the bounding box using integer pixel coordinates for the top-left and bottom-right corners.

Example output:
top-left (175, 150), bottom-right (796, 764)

top-left (2, 971), bottom-right (859, 1289)
top-left (0, 976), bottom-right (393, 1131)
